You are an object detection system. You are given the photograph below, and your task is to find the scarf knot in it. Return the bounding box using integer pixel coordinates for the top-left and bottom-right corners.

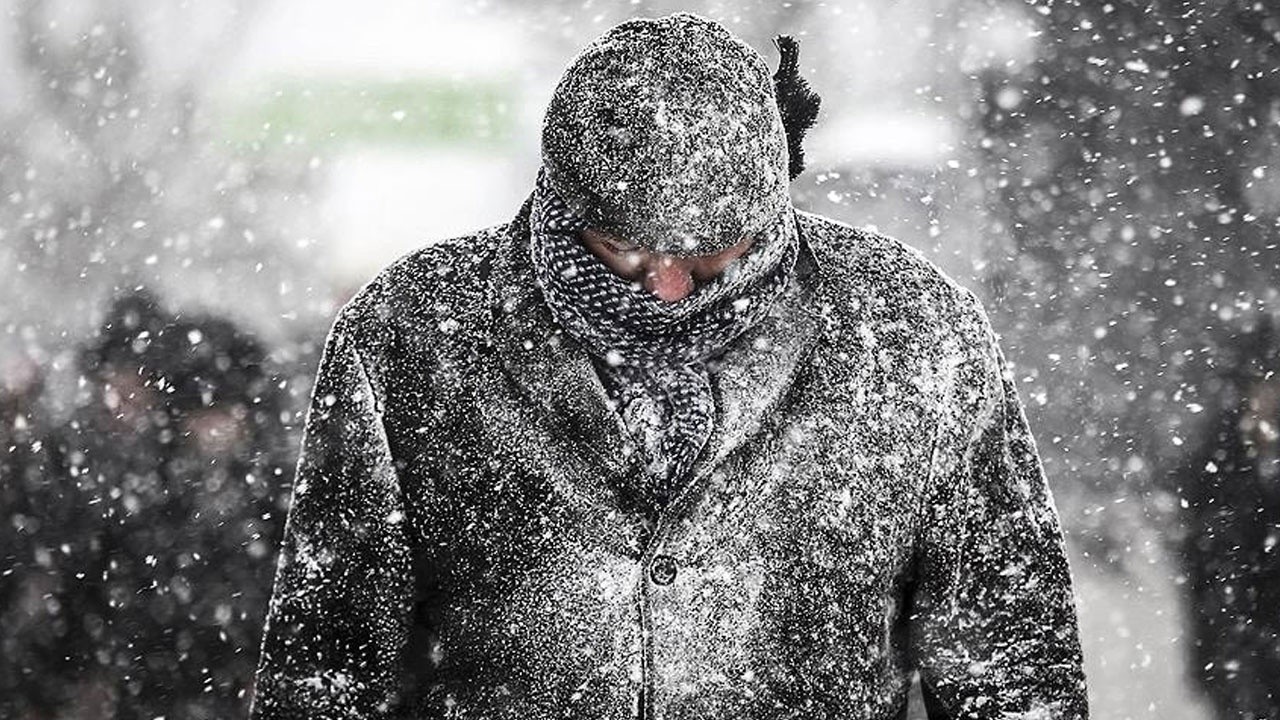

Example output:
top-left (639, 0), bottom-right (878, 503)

top-left (529, 168), bottom-right (798, 515)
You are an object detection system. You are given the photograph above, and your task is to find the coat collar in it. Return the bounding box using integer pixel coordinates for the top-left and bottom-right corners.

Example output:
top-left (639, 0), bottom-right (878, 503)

top-left (486, 192), bottom-right (830, 513)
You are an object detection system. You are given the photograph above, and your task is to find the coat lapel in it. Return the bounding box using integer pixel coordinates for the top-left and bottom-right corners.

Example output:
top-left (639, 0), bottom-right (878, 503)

top-left (487, 196), bottom-right (830, 512)
top-left (685, 230), bottom-right (827, 485)
top-left (487, 195), bottom-right (641, 486)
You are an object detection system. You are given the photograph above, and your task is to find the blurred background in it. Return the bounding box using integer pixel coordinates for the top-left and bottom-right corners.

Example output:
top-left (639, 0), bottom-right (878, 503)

top-left (1, 0), bottom-right (1277, 718)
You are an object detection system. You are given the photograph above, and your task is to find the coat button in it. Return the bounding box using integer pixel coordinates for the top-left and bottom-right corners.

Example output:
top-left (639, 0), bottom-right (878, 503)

top-left (649, 554), bottom-right (678, 586)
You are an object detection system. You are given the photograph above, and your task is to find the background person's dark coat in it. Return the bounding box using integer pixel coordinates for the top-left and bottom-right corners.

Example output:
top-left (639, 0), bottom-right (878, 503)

top-left (249, 196), bottom-right (1089, 720)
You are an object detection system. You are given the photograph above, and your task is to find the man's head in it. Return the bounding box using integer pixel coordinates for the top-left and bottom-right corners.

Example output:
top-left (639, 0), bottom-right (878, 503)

top-left (540, 13), bottom-right (817, 264)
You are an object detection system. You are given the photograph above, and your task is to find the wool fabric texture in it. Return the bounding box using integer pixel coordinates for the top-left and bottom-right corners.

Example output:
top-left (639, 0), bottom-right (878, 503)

top-left (529, 168), bottom-right (799, 513)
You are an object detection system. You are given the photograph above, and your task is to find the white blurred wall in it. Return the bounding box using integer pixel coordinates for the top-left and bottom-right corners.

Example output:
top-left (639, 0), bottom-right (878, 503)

top-left (218, 0), bottom-right (540, 287)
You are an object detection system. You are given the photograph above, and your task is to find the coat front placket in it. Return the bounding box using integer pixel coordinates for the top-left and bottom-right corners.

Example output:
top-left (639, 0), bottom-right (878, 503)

top-left (488, 202), bottom-right (828, 719)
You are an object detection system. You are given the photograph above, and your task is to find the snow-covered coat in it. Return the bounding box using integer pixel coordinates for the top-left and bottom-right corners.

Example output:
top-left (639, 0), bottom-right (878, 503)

top-left (249, 194), bottom-right (1089, 719)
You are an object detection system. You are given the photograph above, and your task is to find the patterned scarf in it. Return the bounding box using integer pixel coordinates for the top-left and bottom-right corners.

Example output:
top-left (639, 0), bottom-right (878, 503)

top-left (529, 168), bottom-right (799, 513)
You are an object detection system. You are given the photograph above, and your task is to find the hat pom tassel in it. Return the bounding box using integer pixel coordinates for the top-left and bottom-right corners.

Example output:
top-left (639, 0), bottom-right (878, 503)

top-left (772, 35), bottom-right (822, 181)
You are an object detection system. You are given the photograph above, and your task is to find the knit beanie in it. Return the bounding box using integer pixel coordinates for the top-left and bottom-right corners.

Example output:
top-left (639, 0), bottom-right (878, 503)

top-left (539, 12), bottom-right (819, 256)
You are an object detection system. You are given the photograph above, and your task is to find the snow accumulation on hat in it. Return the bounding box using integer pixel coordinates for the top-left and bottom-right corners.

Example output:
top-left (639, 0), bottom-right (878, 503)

top-left (540, 12), bottom-right (820, 256)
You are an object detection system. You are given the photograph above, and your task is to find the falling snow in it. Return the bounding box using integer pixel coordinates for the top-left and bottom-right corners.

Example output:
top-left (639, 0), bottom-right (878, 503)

top-left (2, 2), bottom-right (1278, 720)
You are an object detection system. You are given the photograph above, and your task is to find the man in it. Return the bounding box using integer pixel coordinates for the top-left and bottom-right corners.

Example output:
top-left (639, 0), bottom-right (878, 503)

top-left (251, 13), bottom-right (1088, 720)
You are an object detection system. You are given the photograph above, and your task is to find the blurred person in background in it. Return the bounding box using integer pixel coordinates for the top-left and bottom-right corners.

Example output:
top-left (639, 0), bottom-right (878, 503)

top-left (1, 290), bottom-right (293, 719)
top-left (0, 353), bottom-right (61, 717)
top-left (0, 292), bottom-right (173, 719)
top-left (1171, 315), bottom-right (1280, 720)
top-left (252, 13), bottom-right (1087, 720)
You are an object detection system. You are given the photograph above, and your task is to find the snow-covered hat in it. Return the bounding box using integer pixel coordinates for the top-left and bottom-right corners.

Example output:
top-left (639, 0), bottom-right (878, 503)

top-left (540, 12), bottom-right (819, 256)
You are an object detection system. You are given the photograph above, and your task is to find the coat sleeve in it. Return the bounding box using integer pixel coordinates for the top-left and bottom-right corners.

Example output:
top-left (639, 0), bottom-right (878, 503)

top-left (250, 311), bottom-right (413, 719)
top-left (908, 291), bottom-right (1089, 720)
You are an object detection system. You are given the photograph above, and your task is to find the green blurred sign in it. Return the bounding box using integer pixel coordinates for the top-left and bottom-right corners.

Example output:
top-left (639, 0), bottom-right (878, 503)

top-left (225, 77), bottom-right (515, 149)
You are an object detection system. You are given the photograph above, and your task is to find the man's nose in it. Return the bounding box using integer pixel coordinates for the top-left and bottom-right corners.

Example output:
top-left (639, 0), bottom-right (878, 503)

top-left (644, 256), bottom-right (695, 302)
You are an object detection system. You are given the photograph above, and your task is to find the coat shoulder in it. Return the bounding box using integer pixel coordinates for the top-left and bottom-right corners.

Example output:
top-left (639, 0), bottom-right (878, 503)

top-left (327, 222), bottom-right (509, 373)
top-left (797, 210), bottom-right (996, 362)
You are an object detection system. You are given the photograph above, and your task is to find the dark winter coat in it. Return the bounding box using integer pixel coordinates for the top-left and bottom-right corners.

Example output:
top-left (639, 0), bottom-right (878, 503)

top-left (249, 194), bottom-right (1089, 719)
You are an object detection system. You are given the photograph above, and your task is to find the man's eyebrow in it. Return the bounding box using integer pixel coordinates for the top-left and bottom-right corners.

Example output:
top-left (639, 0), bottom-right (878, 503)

top-left (589, 229), bottom-right (641, 250)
